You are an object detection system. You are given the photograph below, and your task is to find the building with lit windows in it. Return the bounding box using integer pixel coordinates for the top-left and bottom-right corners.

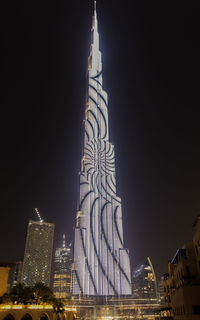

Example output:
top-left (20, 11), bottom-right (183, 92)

top-left (53, 234), bottom-right (72, 298)
top-left (7, 261), bottom-right (23, 293)
top-left (162, 216), bottom-right (200, 319)
top-left (72, 1), bottom-right (131, 296)
top-left (22, 217), bottom-right (54, 287)
top-left (10, 261), bottom-right (23, 289)
top-left (132, 257), bottom-right (158, 301)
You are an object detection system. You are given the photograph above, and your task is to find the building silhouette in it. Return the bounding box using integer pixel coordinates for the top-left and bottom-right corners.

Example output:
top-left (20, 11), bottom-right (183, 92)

top-left (132, 257), bottom-right (158, 300)
top-left (53, 234), bottom-right (72, 298)
top-left (72, 2), bottom-right (131, 296)
top-left (7, 261), bottom-right (23, 291)
top-left (0, 263), bottom-right (14, 296)
top-left (22, 211), bottom-right (54, 287)
top-left (162, 215), bottom-right (200, 319)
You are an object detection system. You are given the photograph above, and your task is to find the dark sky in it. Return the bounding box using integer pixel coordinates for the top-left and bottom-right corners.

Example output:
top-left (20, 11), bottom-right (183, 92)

top-left (1, 0), bottom-right (200, 280)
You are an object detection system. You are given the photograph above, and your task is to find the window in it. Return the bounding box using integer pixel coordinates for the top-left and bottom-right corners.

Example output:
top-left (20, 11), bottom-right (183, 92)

top-left (186, 265), bottom-right (190, 276)
top-left (193, 305), bottom-right (200, 314)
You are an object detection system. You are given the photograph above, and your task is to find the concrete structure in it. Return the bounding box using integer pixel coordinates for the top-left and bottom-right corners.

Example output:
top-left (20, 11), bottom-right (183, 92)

top-left (157, 279), bottom-right (164, 307)
top-left (72, 1), bottom-right (131, 296)
top-left (53, 234), bottom-right (72, 298)
top-left (162, 215), bottom-right (200, 319)
top-left (0, 264), bottom-right (13, 297)
top-left (71, 296), bottom-right (161, 320)
top-left (22, 218), bottom-right (54, 287)
top-left (0, 305), bottom-right (76, 320)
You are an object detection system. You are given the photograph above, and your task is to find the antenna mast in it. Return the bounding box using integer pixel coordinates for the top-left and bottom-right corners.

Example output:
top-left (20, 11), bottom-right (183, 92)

top-left (35, 208), bottom-right (44, 223)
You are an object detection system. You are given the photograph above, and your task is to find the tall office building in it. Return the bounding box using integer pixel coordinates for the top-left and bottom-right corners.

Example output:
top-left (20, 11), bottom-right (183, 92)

top-left (72, 2), bottom-right (132, 296)
top-left (7, 261), bottom-right (23, 293)
top-left (12, 261), bottom-right (23, 288)
top-left (132, 257), bottom-right (158, 300)
top-left (22, 213), bottom-right (54, 287)
top-left (53, 234), bottom-right (72, 298)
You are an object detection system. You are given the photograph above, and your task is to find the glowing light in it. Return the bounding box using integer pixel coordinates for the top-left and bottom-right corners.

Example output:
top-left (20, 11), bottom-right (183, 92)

top-left (44, 305), bottom-right (53, 309)
top-left (0, 305), bottom-right (11, 309)
top-left (0, 304), bottom-right (54, 310)
top-left (35, 207), bottom-right (44, 222)
top-left (64, 307), bottom-right (77, 312)
top-left (12, 305), bottom-right (23, 309)
top-left (27, 305), bottom-right (53, 309)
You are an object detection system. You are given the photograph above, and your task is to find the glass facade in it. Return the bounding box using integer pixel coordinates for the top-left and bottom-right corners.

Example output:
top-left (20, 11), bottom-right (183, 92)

top-left (132, 257), bottom-right (158, 300)
top-left (12, 261), bottom-right (23, 288)
top-left (22, 220), bottom-right (54, 287)
top-left (53, 234), bottom-right (72, 298)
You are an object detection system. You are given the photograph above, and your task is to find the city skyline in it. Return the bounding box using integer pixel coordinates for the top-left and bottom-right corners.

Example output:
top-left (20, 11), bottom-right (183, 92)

top-left (1, 0), bottom-right (200, 280)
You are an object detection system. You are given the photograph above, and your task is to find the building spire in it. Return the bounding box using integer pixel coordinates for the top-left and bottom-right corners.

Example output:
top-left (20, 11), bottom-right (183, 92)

top-left (35, 208), bottom-right (43, 223)
top-left (94, 0), bottom-right (96, 14)
top-left (92, 0), bottom-right (97, 31)
top-left (89, 0), bottom-right (100, 71)
top-left (62, 233), bottom-right (66, 248)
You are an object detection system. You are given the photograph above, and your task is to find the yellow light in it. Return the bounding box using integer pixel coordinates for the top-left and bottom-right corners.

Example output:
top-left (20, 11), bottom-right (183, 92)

top-left (12, 305), bottom-right (23, 309)
top-left (27, 305), bottom-right (42, 309)
top-left (44, 305), bottom-right (53, 309)
top-left (0, 305), bottom-right (11, 309)
top-left (64, 307), bottom-right (77, 312)
top-left (0, 304), bottom-right (54, 311)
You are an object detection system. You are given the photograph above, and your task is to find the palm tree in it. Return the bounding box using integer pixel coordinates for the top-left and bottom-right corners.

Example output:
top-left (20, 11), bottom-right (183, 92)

top-left (32, 282), bottom-right (54, 303)
top-left (10, 283), bottom-right (34, 304)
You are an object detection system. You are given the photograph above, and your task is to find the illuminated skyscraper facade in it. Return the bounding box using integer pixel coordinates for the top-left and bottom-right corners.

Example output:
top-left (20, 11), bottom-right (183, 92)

top-left (53, 234), bottom-right (72, 298)
top-left (132, 257), bottom-right (158, 300)
top-left (72, 3), bottom-right (132, 296)
top-left (22, 219), bottom-right (54, 287)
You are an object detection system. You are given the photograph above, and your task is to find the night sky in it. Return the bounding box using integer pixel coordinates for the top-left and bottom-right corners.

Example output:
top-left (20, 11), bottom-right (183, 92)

top-left (1, 0), bottom-right (200, 280)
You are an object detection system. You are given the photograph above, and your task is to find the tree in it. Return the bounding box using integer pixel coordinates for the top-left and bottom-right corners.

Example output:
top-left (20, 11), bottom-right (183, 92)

top-left (32, 282), bottom-right (54, 303)
top-left (10, 283), bottom-right (34, 304)
top-left (0, 293), bottom-right (12, 304)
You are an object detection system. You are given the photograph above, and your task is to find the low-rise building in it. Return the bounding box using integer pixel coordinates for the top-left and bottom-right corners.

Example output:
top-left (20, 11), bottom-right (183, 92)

top-left (162, 215), bottom-right (200, 319)
top-left (0, 263), bottom-right (13, 297)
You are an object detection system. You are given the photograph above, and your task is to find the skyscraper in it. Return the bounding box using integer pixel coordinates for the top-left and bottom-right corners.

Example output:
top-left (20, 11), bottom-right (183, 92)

top-left (22, 211), bottom-right (54, 287)
top-left (132, 257), bottom-right (158, 300)
top-left (12, 261), bottom-right (23, 288)
top-left (53, 234), bottom-right (72, 298)
top-left (72, 2), bottom-right (132, 296)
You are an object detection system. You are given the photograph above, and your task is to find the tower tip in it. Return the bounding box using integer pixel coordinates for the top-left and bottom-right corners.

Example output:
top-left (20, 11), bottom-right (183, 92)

top-left (62, 233), bottom-right (66, 247)
top-left (94, 0), bottom-right (96, 13)
top-left (35, 207), bottom-right (44, 223)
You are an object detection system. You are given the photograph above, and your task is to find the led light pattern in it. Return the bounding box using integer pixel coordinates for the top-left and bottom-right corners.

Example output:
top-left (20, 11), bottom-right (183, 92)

top-left (72, 5), bottom-right (131, 296)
